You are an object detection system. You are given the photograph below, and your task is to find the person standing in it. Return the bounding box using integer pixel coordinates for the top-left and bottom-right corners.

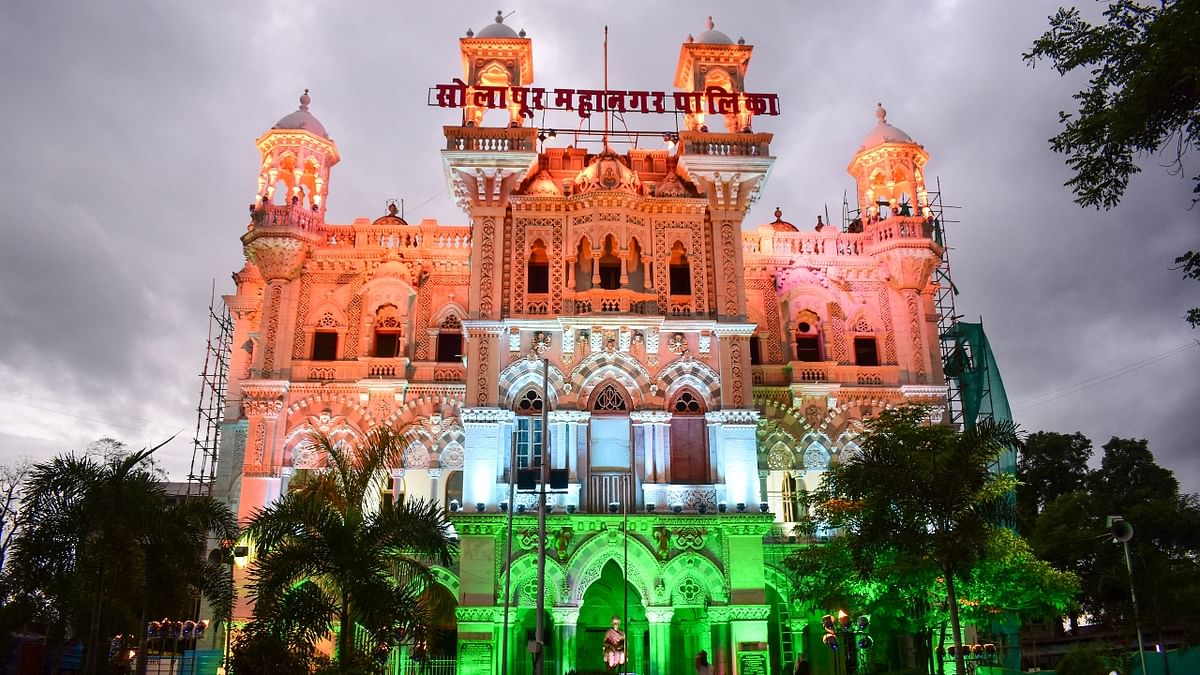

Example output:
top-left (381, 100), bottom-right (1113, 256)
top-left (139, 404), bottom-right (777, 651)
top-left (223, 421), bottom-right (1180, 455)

top-left (603, 616), bottom-right (626, 672)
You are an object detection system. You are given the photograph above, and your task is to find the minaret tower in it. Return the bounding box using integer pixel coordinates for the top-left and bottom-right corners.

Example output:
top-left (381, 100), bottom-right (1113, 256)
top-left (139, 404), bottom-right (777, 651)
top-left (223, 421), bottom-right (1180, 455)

top-left (673, 16), bottom-right (754, 132)
top-left (847, 102), bottom-right (931, 220)
top-left (459, 10), bottom-right (534, 127)
top-left (252, 89), bottom-right (340, 214)
top-left (230, 92), bottom-right (340, 518)
top-left (849, 104), bottom-right (943, 384)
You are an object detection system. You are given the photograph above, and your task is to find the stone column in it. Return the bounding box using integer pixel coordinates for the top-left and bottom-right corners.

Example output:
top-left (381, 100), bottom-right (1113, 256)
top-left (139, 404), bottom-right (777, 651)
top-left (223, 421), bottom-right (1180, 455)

top-left (461, 408), bottom-right (514, 511)
top-left (646, 606), bottom-right (674, 675)
top-left (239, 386), bottom-right (286, 522)
top-left (708, 606), bottom-right (732, 675)
top-left (706, 409), bottom-right (760, 510)
top-left (728, 605), bottom-right (771, 675)
top-left (552, 607), bottom-right (580, 674)
top-left (391, 468), bottom-right (406, 505)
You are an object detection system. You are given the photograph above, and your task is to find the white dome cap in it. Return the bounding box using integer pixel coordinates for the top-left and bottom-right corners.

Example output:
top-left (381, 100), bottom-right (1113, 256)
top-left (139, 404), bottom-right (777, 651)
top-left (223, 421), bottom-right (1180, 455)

top-left (273, 89), bottom-right (329, 139)
top-left (476, 10), bottom-right (521, 38)
top-left (860, 102), bottom-right (914, 149)
top-left (695, 16), bottom-right (733, 44)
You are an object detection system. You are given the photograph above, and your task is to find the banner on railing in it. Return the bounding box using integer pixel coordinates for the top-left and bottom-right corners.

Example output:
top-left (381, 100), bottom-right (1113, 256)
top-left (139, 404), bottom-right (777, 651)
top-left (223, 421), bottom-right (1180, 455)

top-left (429, 80), bottom-right (781, 120)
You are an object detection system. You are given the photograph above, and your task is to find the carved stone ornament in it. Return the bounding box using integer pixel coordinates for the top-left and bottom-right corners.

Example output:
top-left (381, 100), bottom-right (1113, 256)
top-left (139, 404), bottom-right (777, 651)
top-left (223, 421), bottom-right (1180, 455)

top-left (668, 332), bottom-right (688, 354)
top-left (532, 331), bottom-right (552, 355)
top-left (573, 151), bottom-right (642, 195)
top-left (439, 444), bottom-right (465, 469)
top-left (244, 236), bottom-right (309, 281)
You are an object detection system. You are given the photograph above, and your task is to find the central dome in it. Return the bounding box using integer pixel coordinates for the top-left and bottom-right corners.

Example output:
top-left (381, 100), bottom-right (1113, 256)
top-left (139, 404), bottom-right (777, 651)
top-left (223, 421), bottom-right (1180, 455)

top-left (273, 90), bottom-right (329, 139)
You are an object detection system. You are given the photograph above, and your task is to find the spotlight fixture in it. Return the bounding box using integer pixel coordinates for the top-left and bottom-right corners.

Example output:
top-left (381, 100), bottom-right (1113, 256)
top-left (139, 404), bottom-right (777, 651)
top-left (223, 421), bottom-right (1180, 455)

top-left (646, 504), bottom-right (656, 513)
top-left (671, 504), bottom-right (683, 514)
top-left (475, 502), bottom-right (486, 513)
top-left (759, 502), bottom-right (770, 513)
top-left (717, 502), bottom-right (727, 513)
top-left (449, 500), bottom-right (460, 513)
top-left (607, 501), bottom-right (620, 514)
top-left (517, 504), bottom-right (526, 514)
top-left (499, 501), bottom-right (508, 513)
top-left (566, 504), bottom-right (577, 514)
top-left (736, 503), bottom-right (746, 512)
top-left (698, 504), bottom-right (708, 514)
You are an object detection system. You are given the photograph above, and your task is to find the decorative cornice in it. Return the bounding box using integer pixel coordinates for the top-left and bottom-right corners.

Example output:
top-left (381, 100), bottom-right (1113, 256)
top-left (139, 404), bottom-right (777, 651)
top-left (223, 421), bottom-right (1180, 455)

top-left (630, 410), bottom-right (673, 423)
top-left (705, 409), bottom-right (760, 425)
top-left (460, 407), bottom-right (515, 424)
top-left (548, 410), bottom-right (591, 423)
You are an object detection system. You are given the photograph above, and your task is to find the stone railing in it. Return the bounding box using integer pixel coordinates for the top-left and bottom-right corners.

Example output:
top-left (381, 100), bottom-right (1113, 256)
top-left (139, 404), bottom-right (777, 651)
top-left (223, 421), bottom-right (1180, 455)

top-left (319, 223), bottom-right (471, 252)
top-left (444, 125), bottom-right (537, 152)
top-left (743, 214), bottom-right (936, 257)
top-left (563, 288), bottom-right (658, 315)
top-left (249, 203), bottom-right (323, 235)
top-left (643, 483), bottom-right (727, 512)
top-left (787, 361), bottom-right (901, 386)
top-left (292, 357), bottom-right (410, 382)
top-left (679, 131), bottom-right (772, 157)
top-left (412, 363), bottom-right (466, 383)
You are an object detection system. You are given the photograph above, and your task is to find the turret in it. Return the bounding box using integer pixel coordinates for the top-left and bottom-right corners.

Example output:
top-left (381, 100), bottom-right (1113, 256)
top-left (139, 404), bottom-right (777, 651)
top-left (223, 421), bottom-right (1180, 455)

top-left (459, 11), bottom-right (534, 127)
top-left (673, 16), bottom-right (754, 132)
top-left (251, 89), bottom-right (340, 216)
top-left (847, 103), bottom-right (931, 221)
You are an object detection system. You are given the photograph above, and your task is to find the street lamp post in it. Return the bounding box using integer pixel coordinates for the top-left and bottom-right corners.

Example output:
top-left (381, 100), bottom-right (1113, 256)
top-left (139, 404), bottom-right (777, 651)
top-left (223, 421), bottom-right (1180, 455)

top-left (1108, 515), bottom-right (1148, 675)
top-left (533, 350), bottom-right (550, 675)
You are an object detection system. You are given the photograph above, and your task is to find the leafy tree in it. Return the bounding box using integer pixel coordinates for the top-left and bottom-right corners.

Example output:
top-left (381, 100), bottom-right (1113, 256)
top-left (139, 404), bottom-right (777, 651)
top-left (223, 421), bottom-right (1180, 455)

top-left (2, 441), bottom-right (236, 675)
top-left (1016, 432), bottom-right (1092, 535)
top-left (0, 458), bottom-right (31, 572)
top-left (1024, 1), bottom-right (1200, 327)
top-left (807, 407), bottom-right (1023, 675)
top-left (1054, 644), bottom-right (1109, 675)
top-left (242, 427), bottom-right (457, 674)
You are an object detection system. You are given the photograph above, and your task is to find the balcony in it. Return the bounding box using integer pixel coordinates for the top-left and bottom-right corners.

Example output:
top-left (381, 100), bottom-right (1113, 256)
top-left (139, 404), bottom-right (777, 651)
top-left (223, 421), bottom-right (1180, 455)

top-left (563, 288), bottom-right (659, 315)
top-left (788, 361), bottom-right (901, 386)
top-left (291, 357), bottom-right (410, 382)
top-left (678, 131), bottom-right (772, 157)
top-left (444, 125), bottom-right (537, 152)
top-left (248, 203), bottom-right (323, 235)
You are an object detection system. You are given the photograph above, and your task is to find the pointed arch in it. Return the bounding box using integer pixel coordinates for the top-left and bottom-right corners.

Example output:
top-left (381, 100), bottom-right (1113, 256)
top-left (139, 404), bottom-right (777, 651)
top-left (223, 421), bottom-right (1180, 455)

top-left (572, 351), bottom-right (653, 409)
top-left (498, 357), bottom-right (567, 409)
top-left (660, 551), bottom-right (729, 604)
top-left (566, 532), bottom-right (660, 605)
top-left (656, 358), bottom-right (720, 407)
top-left (499, 552), bottom-right (566, 606)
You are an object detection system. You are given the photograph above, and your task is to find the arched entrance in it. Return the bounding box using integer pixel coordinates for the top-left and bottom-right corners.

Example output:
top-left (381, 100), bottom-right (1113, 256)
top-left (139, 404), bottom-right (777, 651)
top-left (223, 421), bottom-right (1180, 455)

top-left (577, 560), bottom-right (647, 674)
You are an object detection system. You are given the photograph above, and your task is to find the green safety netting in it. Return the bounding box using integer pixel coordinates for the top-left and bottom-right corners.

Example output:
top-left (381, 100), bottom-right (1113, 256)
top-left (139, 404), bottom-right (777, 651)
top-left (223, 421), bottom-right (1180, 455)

top-left (943, 321), bottom-right (1021, 674)
top-left (942, 321), bottom-right (1016, 473)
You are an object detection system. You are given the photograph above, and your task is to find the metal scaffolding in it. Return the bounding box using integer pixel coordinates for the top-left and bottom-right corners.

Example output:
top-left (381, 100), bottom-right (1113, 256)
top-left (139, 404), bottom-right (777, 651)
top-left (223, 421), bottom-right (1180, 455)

top-left (187, 285), bottom-right (233, 498)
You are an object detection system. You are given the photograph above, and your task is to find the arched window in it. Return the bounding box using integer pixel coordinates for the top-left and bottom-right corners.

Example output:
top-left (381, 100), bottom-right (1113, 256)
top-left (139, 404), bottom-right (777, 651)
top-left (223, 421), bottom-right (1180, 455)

top-left (513, 388), bottom-right (544, 470)
top-left (852, 317), bottom-right (879, 366)
top-left (444, 471), bottom-right (463, 512)
top-left (312, 312), bottom-right (340, 361)
top-left (527, 239), bottom-right (549, 294)
top-left (436, 315), bottom-right (463, 363)
top-left (781, 471), bottom-right (805, 523)
top-left (795, 315), bottom-right (822, 362)
top-left (668, 389), bottom-right (708, 484)
top-left (374, 304), bottom-right (404, 358)
top-left (669, 241), bottom-right (691, 295)
top-left (598, 234), bottom-right (621, 290)
top-left (592, 383), bottom-right (628, 412)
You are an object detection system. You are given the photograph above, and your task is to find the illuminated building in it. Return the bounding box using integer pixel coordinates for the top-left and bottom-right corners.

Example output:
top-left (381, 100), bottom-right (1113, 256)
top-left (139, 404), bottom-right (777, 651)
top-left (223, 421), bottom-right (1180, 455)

top-left (213, 13), bottom-right (948, 674)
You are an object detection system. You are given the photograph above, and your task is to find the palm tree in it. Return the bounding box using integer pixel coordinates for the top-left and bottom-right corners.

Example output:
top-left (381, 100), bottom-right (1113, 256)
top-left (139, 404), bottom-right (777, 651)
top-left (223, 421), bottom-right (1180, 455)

top-left (243, 427), bottom-right (457, 674)
top-left (810, 406), bottom-right (1022, 675)
top-left (4, 441), bottom-right (236, 675)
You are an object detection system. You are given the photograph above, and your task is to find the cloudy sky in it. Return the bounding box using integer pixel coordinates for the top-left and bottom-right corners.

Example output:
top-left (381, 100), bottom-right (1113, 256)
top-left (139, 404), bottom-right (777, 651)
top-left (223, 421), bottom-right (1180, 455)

top-left (1, 0), bottom-right (1196, 493)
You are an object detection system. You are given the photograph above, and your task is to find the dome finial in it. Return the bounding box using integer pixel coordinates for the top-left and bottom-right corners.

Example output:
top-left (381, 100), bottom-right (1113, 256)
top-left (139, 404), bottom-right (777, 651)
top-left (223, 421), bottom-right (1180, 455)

top-left (774, 207), bottom-right (783, 220)
top-left (706, 16), bottom-right (715, 31)
top-left (299, 89), bottom-right (311, 111)
top-left (876, 102), bottom-right (887, 124)
top-left (495, 9), bottom-right (504, 23)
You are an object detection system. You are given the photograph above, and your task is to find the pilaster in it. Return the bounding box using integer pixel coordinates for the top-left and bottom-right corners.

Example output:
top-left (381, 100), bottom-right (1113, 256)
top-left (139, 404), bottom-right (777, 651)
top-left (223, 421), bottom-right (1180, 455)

top-left (646, 606), bottom-right (675, 675)
top-left (706, 409), bottom-right (760, 509)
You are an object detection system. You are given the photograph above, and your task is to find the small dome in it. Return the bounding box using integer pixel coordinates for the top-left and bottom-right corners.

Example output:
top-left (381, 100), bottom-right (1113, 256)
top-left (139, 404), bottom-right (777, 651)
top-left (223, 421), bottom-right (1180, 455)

top-left (860, 102), bottom-right (914, 149)
top-left (696, 16), bottom-right (733, 44)
top-left (770, 207), bottom-right (798, 232)
top-left (273, 89), bottom-right (329, 139)
top-left (477, 10), bottom-right (520, 38)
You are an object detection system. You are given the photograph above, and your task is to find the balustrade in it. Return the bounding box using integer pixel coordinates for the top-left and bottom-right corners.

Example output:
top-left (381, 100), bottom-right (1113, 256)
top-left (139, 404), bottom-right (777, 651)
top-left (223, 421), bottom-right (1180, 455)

top-left (444, 125), bottom-right (537, 152)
